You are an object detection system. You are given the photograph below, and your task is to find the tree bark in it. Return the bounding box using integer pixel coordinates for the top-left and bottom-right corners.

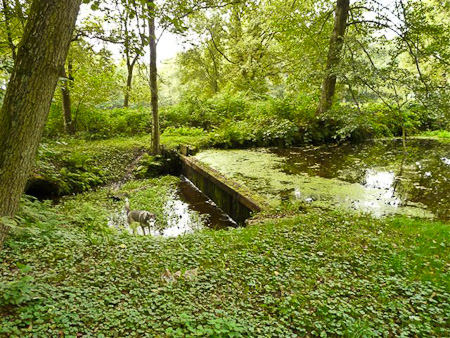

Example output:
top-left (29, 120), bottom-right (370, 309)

top-left (60, 64), bottom-right (75, 134)
top-left (316, 0), bottom-right (350, 116)
top-left (148, 0), bottom-right (160, 155)
top-left (207, 45), bottom-right (220, 93)
top-left (124, 64), bottom-right (133, 108)
top-left (0, 0), bottom-right (81, 248)
top-left (124, 56), bottom-right (138, 108)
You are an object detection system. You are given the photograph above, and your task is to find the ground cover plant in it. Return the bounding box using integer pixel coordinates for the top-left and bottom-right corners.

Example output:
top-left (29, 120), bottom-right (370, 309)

top-left (2, 130), bottom-right (448, 337)
top-left (56, 176), bottom-right (186, 234)
top-left (2, 0), bottom-right (450, 337)
top-left (32, 136), bottom-right (152, 195)
top-left (420, 130), bottom-right (450, 140)
top-left (3, 116), bottom-right (450, 337)
top-left (30, 131), bottom-right (211, 198)
top-left (0, 198), bottom-right (449, 337)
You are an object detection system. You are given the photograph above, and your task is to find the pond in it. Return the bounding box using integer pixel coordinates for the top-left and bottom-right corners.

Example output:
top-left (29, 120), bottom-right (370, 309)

top-left (194, 139), bottom-right (450, 221)
top-left (110, 176), bottom-right (237, 237)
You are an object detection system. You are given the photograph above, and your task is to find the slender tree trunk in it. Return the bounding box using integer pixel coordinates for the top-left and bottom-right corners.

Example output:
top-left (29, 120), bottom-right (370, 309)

top-left (148, 0), bottom-right (160, 155)
top-left (124, 57), bottom-right (138, 108)
top-left (124, 64), bottom-right (133, 108)
top-left (122, 8), bottom-right (138, 109)
top-left (0, 0), bottom-right (81, 248)
top-left (60, 65), bottom-right (75, 134)
top-left (208, 45), bottom-right (220, 93)
top-left (316, 0), bottom-right (350, 115)
top-left (402, 124), bottom-right (406, 148)
top-left (67, 59), bottom-right (76, 132)
top-left (2, 0), bottom-right (17, 60)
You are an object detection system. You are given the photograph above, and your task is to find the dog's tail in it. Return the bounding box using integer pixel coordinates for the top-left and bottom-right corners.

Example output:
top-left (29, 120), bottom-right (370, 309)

top-left (125, 198), bottom-right (130, 215)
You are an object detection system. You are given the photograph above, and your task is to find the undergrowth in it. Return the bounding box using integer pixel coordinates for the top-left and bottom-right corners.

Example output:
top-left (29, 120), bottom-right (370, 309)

top-left (33, 136), bottom-right (152, 195)
top-left (421, 130), bottom-right (450, 139)
top-left (45, 94), bottom-right (448, 149)
top-left (0, 197), bottom-right (448, 337)
top-left (31, 133), bottom-right (208, 197)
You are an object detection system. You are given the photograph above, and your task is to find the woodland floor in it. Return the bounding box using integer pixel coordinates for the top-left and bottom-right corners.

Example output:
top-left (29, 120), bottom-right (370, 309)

top-left (0, 135), bottom-right (449, 337)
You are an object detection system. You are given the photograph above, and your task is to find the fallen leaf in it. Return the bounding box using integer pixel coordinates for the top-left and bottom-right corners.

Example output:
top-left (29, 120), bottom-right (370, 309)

top-left (183, 268), bottom-right (199, 281)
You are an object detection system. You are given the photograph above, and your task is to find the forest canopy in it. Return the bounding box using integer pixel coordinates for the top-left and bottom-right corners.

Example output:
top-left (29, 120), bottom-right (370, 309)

top-left (1, 0), bottom-right (449, 144)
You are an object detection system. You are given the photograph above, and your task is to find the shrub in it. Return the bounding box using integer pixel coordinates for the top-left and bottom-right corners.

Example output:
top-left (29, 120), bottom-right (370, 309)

top-left (46, 91), bottom-right (447, 145)
top-left (0, 264), bottom-right (34, 306)
top-left (45, 106), bottom-right (152, 139)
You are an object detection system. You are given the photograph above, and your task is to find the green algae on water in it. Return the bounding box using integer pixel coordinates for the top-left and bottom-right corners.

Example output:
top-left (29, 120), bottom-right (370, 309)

top-left (194, 141), bottom-right (445, 219)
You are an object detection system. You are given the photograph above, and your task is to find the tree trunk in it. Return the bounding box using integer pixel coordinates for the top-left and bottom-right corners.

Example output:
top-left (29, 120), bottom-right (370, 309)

top-left (148, 0), bottom-right (160, 155)
top-left (60, 65), bottom-right (75, 134)
top-left (316, 0), bottom-right (350, 116)
top-left (124, 57), bottom-right (138, 108)
top-left (124, 64), bottom-right (133, 108)
top-left (0, 0), bottom-right (81, 248)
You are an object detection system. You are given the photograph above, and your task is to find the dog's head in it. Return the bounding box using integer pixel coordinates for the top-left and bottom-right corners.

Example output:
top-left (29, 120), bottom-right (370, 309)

top-left (142, 211), bottom-right (156, 224)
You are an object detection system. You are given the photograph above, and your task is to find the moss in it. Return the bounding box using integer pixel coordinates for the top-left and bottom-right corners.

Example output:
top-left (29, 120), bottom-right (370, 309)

top-left (161, 134), bottom-right (210, 151)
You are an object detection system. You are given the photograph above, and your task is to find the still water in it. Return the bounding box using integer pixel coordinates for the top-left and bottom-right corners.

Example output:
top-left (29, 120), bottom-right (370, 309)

top-left (194, 139), bottom-right (450, 221)
top-left (111, 176), bottom-right (237, 236)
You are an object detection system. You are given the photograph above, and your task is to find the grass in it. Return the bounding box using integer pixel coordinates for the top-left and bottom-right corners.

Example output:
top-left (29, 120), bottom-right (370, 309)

top-left (34, 132), bottom-right (209, 196)
top-left (419, 130), bottom-right (450, 139)
top-left (56, 176), bottom-right (183, 233)
top-left (161, 132), bottom-right (210, 151)
top-left (1, 197), bottom-right (449, 337)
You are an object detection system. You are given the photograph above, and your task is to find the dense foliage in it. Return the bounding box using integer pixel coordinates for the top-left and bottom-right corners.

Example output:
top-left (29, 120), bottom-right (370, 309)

top-left (31, 136), bottom-right (151, 196)
top-left (1, 0), bottom-right (450, 336)
top-left (43, 92), bottom-right (444, 147)
top-left (3, 0), bottom-right (450, 144)
top-left (0, 197), bottom-right (448, 337)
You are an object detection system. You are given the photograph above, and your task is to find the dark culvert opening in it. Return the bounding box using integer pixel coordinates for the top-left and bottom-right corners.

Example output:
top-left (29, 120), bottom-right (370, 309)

top-left (25, 177), bottom-right (61, 200)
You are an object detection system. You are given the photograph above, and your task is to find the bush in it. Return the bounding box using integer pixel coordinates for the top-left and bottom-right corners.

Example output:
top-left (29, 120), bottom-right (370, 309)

top-left (162, 126), bottom-right (206, 137)
top-left (45, 106), bottom-right (152, 139)
top-left (161, 93), bottom-right (250, 131)
top-left (46, 91), bottom-right (447, 145)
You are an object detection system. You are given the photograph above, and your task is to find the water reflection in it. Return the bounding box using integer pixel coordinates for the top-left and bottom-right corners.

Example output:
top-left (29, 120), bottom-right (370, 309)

top-left (273, 139), bottom-right (450, 220)
top-left (364, 170), bottom-right (395, 191)
top-left (108, 177), bottom-right (236, 237)
top-left (345, 169), bottom-right (402, 216)
top-left (365, 169), bottom-right (400, 204)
